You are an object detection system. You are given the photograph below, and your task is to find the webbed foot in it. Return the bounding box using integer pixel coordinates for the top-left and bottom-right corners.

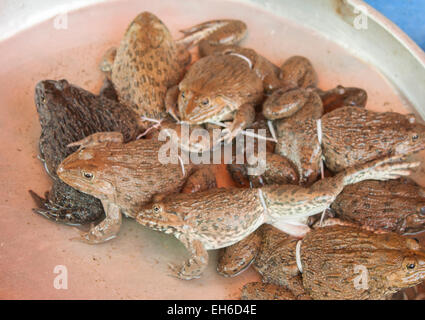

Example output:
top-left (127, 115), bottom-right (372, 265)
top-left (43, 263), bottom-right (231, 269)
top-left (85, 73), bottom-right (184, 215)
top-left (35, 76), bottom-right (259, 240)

top-left (167, 260), bottom-right (203, 280)
top-left (167, 238), bottom-right (208, 280)
top-left (70, 200), bottom-right (122, 244)
top-left (342, 155), bottom-right (420, 186)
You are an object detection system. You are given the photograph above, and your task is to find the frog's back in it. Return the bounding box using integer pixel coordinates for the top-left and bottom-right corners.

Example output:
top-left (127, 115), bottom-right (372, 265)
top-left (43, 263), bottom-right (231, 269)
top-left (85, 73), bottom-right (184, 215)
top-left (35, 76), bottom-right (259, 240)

top-left (112, 12), bottom-right (184, 119)
top-left (181, 54), bottom-right (263, 104)
top-left (301, 225), bottom-right (421, 299)
top-left (321, 107), bottom-right (425, 172)
top-left (94, 139), bottom-right (196, 209)
top-left (164, 187), bottom-right (265, 249)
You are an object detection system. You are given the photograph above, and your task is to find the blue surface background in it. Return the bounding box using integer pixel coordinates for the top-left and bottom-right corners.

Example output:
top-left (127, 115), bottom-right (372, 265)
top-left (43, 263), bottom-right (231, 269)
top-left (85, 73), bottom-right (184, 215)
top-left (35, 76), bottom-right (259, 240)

top-left (364, 0), bottom-right (425, 51)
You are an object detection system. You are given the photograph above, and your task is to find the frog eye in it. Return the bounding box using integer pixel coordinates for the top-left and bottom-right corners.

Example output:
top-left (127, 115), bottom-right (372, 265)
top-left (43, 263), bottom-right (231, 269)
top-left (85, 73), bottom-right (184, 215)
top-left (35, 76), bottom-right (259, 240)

top-left (181, 92), bottom-right (185, 99)
top-left (406, 262), bottom-right (416, 270)
top-left (152, 204), bottom-right (162, 214)
top-left (412, 134), bottom-right (419, 141)
top-left (201, 98), bottom-right (209, 106)
top-left (81, 171), bottom-right (94, 180)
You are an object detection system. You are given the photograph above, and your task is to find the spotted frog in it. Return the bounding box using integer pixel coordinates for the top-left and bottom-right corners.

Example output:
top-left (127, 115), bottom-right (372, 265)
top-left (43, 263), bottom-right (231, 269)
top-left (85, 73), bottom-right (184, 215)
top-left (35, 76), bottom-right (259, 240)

top-left (135, 155), bottom-right (418, 279)
top-left (240, 222), bottom-right (425, 300)
top-left (321, 106), bottom-right (425, 172)
top-left (330, 178), bottom-right (425, 234)
top-left (165, 43), bottom-right (289, 144)
top-left (101, 12), bottom-right (246, 123)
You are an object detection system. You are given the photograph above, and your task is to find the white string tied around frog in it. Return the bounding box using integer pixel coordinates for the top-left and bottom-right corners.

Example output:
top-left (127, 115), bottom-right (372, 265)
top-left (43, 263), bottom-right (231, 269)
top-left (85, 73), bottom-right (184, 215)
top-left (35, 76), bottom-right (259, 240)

top-left (316, 118), bottom-right (328, 226)
top-left (136, 116), bottom-right (163, 139)
top-left (257, 188), bottom-right (269, 216)
top-left (208, 120), bottom-right (277, 143)
top-left (228, 52), bottom-right (253, 69)
top-left (296, 240), bottom-right (303, 273)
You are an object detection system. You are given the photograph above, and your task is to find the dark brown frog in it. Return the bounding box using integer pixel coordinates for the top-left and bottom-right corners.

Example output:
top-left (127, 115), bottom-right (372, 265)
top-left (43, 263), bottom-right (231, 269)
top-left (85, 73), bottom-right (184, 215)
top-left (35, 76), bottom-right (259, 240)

top-left (29, 79), bottom-right (140, 225)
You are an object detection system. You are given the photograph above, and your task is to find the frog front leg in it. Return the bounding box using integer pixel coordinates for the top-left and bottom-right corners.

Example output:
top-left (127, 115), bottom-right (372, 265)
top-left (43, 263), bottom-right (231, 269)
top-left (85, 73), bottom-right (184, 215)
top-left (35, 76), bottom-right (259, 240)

top-left (73, 200), bottom-right (122, 244)
top-left (165, 85), bottom-right (181, 122)
top-left (221, 103), bottom-right (256, 143)
top-left (169, 236), bottom-right (208, 280)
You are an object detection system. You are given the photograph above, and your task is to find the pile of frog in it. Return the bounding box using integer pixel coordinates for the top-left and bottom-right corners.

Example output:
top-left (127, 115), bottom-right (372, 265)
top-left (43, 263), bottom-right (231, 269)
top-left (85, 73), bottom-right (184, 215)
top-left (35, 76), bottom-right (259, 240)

top-left (30, 12), bottom-right (425, 300)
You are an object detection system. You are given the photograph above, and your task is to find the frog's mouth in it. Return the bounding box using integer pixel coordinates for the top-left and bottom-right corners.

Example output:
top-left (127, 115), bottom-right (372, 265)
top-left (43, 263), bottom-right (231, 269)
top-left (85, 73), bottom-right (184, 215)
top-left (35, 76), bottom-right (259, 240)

top-left (136, 215), bottom-right (181, 235)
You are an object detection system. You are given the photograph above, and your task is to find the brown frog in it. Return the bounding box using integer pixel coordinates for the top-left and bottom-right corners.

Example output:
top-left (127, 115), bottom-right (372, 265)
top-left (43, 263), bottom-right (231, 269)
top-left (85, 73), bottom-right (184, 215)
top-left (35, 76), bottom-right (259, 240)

top-left (101, 12), bottom-right (246, 123)
top-left (257, 56), bottom-right (322, 186)
top-left (268, 105), bottom-right (425, 180)
top-left (316, 85), bottom-right (368, 114)
top-left (240, 223), bottom-right (425, 300)
top-left (165, 44), bottom-right (287, 144)
top-left (261, 56), bottom-right (318, 120)
top-left (30, 79), bottom-right (140, 225)
top-left (330, 178), bottom-right (425, 234)
top-left (56, 132), bottom-right (217, 243)
top-left (321, 106), bottom-right (425, 172)
top-left (135, 155), bottom-right (418, 279)
top-left (271, 90), bottom-right (324, 186)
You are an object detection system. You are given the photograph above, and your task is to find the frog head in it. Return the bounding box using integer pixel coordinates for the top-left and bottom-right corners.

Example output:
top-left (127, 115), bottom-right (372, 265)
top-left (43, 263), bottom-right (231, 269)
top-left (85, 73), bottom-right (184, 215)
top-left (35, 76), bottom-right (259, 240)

top-left (385, 240), bottom-right (425, 290)
top-left (396, 203), bottom-right (425, 234)
top-left (177, 87), bottom-right (233, 124)
top-left (136, 200), bottom-right (189, 234)
top-left (395, 115), bottom-right (425, 155)
top-left (125, 12), bottom-right (168, 50)
top-left (57, 147), bottom-right (115, 201)
top-left (34, 79), bottom-right (72, 128)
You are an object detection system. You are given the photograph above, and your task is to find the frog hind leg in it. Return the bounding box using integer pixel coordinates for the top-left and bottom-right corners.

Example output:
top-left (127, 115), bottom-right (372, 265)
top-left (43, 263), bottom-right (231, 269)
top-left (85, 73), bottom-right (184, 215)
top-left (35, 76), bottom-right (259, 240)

top-left (221, 103), bottom-right (256, 144)
top-left (99, 47), bottom-right (117, 79)
top-left (217, 229), bottom-right (263, 277)
top-left (303, 155), bottom-right (421, 216)
top-left (181, 165), bottom-right (217, 193)
top-left (176, 20), bottom-right (247, 57)
top-left (262, 88), bottom-right (311, 121)
top-left (72, 200), bottom-right (122, 244)
top-left (29, 190), bottom-right (104, 226)
top-left (339, 155), bottom-right (420, 186)
top-left (169, 237), bottom-right (208, 280)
